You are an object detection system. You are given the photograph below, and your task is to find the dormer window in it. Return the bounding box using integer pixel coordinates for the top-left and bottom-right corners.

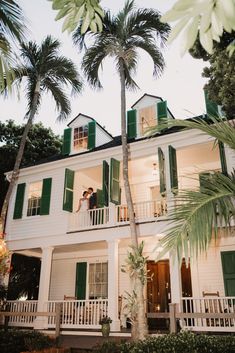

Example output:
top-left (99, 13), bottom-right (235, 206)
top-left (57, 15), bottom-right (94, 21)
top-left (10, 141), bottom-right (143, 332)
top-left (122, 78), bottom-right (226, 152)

top-left (74, 125), bottom-right (88, 150)
top-left (139, 105), bottom-right (157, 135)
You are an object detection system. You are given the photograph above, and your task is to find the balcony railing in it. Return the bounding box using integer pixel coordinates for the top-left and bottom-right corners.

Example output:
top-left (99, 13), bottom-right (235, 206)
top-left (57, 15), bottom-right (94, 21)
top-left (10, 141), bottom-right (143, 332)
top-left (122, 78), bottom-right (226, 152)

top-left (68, 199), bottom-right (167, 232)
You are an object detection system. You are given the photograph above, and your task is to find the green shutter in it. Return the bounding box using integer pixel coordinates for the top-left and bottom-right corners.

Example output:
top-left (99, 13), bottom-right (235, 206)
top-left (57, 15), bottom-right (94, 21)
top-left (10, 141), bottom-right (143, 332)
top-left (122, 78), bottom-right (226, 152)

top-left (13, 183), bottom-right (26, 219)
top-left (199, 172), bottom-right (211, 192)
top-left (218, 142), bottom-right (227, 175)
top-left (158, 148), bottom-right (166, 195)
top-left (97, 189), bottom-right (104, 208)
top-left (63, 168), bottom-right (74, 212)
top-left (169, 145), bottom-right (178, 192)
top-left (88, 121), bottom-right (96, 150)
top-left (102, 160), bottom-right (109, 206)
top-left (62, 128), bottom-right (71, 155)
top-left (157, 101), bottom-right (167, 124)
top-left (221, 251), bottom-right (235, 296)
top-left (75, 262), bottom-right (87, 300)
top-left (110, 158), bottom-right (121, 204)
top-left (204, 90), bottom-right (219, 117)
top-left (127, 110), bottom-right (137, 139)
top-left (40, 178), bottom-right (52, 215)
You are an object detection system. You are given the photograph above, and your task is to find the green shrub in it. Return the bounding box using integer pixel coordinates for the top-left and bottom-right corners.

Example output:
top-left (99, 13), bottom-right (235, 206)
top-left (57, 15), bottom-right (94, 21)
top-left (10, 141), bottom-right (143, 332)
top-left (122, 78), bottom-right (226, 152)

top-left (94, 332), bottom-right (235, 353)
top-left (0, 329), bottom-right (54, 353)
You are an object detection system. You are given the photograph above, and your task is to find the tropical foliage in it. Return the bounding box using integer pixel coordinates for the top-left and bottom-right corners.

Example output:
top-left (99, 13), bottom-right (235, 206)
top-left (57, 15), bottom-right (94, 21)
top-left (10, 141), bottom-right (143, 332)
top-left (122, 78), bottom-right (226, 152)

top-left (49, 0), bottom-right (104, 33)
top-left (0, 35), bottom-right (82, 232)
top-left (190, 31), bottom-right (235, 119)
top-left (73, 0), bottom-right (170, 339)
top-left (151, 116), bottom-right (235, 260)
top-left (0, 0), bottom-right (26, 90)
top-left (0, 120), bottom-right (62, 213)
top-left (161, 0), bottom-right (235, 55)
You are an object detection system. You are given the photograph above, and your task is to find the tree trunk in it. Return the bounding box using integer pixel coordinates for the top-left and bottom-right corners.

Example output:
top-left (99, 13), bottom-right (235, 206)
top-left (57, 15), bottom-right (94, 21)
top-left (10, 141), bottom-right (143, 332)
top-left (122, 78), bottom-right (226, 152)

top-left (119, 59), bottom-right (148, 340)
top-left (0, 81), bottom-right (41, 233)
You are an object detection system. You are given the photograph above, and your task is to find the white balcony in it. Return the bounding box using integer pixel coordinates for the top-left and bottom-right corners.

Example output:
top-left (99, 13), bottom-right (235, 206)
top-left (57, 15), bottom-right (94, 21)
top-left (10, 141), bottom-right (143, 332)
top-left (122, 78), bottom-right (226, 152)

top-left (68, 199), bottom-right (167, 232)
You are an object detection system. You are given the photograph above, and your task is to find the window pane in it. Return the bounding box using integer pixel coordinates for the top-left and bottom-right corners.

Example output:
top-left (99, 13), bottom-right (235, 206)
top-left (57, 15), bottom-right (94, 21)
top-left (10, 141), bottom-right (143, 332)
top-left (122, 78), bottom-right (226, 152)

top-left (27, 181), bottom-right (42, 217)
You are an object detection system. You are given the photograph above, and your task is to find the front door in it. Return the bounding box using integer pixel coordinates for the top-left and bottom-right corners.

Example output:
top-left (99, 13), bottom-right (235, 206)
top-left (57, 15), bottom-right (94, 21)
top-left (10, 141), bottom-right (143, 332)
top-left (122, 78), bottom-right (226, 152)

top-left (147, 259), bottom-right (192, 330)
top-left (147, 260), bottom-right (171, 330)
top-left (221, 251), bottom-right (235, 296)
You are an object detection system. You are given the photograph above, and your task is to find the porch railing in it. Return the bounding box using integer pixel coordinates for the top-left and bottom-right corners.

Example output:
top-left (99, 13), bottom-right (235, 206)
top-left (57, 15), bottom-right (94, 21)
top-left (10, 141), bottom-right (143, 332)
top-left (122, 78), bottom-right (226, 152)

top-left (116, 199), bottom-right (167, 223)
top-left (5, 300), bottom-right (38, 327)
top-left (69, 207), bottom-right (109, 231)
top-left (47, 299), bottom-right (108, 329)
top-left (68, 199), bottom-right (167, 232)
top-left (181, 297), bottom-right (235, 331)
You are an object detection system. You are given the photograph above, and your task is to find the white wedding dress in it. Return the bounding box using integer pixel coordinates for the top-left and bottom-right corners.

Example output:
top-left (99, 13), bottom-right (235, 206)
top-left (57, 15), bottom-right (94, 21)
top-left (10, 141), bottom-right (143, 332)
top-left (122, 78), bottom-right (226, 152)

top-left (78, 199), bottom-right (90, 227)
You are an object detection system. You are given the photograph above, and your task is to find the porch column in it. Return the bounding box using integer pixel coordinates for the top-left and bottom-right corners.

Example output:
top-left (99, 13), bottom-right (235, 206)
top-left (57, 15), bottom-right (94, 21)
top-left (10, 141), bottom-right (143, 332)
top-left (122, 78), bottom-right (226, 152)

top-left (225, 146), bottom-right (235, 175)
top-left (169, 250), bottom-right (182, 310)
top-left (107, 239), bottom-right (120, 331)
top-left (34, 246), bottom-right (54, 330)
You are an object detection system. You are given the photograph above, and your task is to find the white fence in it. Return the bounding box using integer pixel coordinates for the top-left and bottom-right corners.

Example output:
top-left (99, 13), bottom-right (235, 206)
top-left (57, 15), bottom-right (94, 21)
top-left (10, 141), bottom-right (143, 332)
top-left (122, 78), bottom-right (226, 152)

top-left (181, 297), bottom-right (235, 332)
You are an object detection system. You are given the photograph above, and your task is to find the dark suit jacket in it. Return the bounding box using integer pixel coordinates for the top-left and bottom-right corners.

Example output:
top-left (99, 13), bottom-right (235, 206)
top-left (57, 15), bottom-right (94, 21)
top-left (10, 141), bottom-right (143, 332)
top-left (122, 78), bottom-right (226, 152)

top-left (89, 192), bottom-right (97, 209)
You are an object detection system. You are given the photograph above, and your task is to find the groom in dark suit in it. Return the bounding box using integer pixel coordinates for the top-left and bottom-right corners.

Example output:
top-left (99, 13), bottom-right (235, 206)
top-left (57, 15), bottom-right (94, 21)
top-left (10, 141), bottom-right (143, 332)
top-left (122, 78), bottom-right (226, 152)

top-left (88, 187), bottom-right (97, 224)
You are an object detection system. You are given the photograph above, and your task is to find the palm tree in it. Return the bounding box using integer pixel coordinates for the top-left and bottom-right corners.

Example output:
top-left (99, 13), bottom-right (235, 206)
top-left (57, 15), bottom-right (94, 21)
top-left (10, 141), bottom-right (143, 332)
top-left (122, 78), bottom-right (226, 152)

top-left (151, 116), bottom-right (235, 260)
top-left (73, 0), bottom-right (170, 339)
top-left (0, 0), bottom-right (26, 89)
top-left (0, 35), bottom-right (82, 231)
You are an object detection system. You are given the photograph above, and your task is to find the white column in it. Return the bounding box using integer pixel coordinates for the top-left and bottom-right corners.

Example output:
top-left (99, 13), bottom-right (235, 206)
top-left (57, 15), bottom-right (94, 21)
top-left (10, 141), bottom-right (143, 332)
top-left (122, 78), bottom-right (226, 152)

top-left (107, 239), bottom-right (120, 331)
top-left (169, 250), bottom-right (182, 310)
top-left (225, 146), bottom-right (235, 175)
top-left (34, 246), bottom-right (54, 329)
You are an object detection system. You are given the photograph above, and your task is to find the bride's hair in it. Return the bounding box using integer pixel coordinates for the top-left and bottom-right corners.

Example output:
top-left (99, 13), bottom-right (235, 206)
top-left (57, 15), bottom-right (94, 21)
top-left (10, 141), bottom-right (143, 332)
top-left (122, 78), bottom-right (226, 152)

top-left (83, 191), bottom-right (88, 197)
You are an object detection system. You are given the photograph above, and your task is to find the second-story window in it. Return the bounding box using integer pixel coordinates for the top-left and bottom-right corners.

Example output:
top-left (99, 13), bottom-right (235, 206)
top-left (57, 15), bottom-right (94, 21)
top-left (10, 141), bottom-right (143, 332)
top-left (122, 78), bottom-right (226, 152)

top-left (89, 262), bottom-right (108, 299)
top-left (74, 125), bottom-right (88, 150)
top-left (27, 181), bottom-right (42, 216)
top-left (139, 105), bottom-right (157, 135)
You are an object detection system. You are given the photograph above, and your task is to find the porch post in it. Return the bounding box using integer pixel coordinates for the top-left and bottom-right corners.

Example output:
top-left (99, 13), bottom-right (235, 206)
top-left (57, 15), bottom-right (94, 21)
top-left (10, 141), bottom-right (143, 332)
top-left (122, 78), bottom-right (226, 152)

top-left (225, 146), bottom-right (235, 175)
top-left (169, 250), bottom-right (182, 310)
top-left (107, 239), bottom-right (120, 331)
top-left (34, 246), bottom-right (54, 330)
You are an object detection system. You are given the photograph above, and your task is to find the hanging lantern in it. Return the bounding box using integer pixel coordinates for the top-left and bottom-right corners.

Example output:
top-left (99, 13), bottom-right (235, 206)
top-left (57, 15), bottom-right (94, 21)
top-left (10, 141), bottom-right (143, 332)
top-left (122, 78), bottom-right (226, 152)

top-left (0, 235), bottom-right (7, 257)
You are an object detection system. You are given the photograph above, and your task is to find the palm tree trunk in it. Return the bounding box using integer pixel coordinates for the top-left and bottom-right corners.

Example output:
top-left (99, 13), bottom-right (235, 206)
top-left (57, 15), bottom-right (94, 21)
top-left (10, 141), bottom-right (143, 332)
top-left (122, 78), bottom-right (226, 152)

top-left (119, 59), bottom-right (148, 340)
top-left (0, 81), bottom-right (41, 233)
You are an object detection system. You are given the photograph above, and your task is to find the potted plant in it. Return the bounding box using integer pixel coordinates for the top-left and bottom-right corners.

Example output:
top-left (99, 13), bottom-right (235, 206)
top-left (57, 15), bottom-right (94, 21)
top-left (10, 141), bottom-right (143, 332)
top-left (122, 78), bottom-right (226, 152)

top-left (99, 316), bottom-right (112, 337)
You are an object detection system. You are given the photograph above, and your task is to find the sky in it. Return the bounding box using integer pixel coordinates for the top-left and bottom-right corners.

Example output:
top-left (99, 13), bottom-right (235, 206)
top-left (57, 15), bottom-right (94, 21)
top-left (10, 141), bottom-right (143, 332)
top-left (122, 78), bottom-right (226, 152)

top-left (0, 0), bottom-right (208, 137)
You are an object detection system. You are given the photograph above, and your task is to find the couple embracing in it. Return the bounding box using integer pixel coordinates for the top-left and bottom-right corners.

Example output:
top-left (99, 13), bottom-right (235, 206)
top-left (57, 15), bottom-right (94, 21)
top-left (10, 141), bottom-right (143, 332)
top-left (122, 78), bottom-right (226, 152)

top-left (76, 187), bottom-right (97, 226)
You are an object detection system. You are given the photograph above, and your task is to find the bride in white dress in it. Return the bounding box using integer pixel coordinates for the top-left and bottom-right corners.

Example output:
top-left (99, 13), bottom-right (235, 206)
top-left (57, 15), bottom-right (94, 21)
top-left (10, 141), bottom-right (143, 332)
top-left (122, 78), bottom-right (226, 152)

top-left (76, 191), bottom-right (89, 227)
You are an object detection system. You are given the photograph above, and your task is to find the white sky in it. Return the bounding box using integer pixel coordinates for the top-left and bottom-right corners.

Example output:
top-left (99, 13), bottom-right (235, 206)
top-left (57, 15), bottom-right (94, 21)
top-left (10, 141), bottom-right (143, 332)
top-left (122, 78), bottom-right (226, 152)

top-left (0, 0), bottom-right (208, 137)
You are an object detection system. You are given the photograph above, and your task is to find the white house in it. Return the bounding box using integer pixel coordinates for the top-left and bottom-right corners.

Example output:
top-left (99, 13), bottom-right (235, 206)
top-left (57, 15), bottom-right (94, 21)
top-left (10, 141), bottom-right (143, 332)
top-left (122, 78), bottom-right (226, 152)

top-left (4, 93), bottom-right (235, 334)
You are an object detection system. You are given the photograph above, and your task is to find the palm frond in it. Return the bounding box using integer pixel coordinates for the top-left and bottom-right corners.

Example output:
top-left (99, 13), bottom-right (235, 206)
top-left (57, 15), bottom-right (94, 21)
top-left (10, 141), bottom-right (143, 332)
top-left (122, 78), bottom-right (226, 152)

top-left (43, 77), bottom-right (71, 121)
top-left (0, 0), bottom-right (26, 43)
top-left (157, 172), bottom-right (235, 261)
top-left (151, 115), bottom-right (235, 151)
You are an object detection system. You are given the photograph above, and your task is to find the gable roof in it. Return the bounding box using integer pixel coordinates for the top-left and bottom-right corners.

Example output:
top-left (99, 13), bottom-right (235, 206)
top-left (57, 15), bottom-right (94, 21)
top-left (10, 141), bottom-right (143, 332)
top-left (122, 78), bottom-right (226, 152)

top-left (67, 113), bottom-right (114, 140)
top-left (131, 93), bottom-right (175, 119)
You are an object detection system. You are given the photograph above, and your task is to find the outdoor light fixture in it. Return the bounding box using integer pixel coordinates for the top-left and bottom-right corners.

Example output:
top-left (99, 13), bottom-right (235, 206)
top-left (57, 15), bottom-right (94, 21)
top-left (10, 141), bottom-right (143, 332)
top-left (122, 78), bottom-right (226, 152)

top-left (152, 162), bottom-right (158, 176)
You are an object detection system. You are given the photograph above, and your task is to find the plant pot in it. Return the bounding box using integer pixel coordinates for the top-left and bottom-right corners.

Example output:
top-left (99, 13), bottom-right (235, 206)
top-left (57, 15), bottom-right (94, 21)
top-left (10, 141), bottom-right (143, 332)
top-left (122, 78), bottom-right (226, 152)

top-left (101, 323), bottom-right (110, 337)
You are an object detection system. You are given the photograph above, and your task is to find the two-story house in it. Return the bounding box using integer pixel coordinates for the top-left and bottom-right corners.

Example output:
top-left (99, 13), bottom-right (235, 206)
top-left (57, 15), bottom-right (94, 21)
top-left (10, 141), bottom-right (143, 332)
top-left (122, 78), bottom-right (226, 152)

top-left (4, 93), bottom-right (235, 334)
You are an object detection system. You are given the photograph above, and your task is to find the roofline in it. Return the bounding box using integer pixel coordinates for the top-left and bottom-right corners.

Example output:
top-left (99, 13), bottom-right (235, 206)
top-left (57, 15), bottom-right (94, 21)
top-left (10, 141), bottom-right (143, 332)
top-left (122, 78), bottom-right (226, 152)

top-left (131, 93), bottom-right (163, 108)
top-left (67, 113), bottom-right (114, 139)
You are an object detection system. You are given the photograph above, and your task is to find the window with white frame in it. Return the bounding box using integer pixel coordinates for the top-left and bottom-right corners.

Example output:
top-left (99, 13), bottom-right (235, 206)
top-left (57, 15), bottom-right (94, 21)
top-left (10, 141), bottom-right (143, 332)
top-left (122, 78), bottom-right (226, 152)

top-left (139, 105), bottom-right (157, 135)
top-left (73, 125), bottom-right (88, 150)
top-left (27, 181), bottom-right (43, 216)
top-left (89, 262), bottom-right (108, 299)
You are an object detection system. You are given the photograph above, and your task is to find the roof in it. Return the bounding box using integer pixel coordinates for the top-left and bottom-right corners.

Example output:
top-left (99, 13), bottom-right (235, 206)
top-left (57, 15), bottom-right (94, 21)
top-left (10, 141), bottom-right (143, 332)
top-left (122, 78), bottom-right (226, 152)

top-left (67, 113), bottom-right (114, 140)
